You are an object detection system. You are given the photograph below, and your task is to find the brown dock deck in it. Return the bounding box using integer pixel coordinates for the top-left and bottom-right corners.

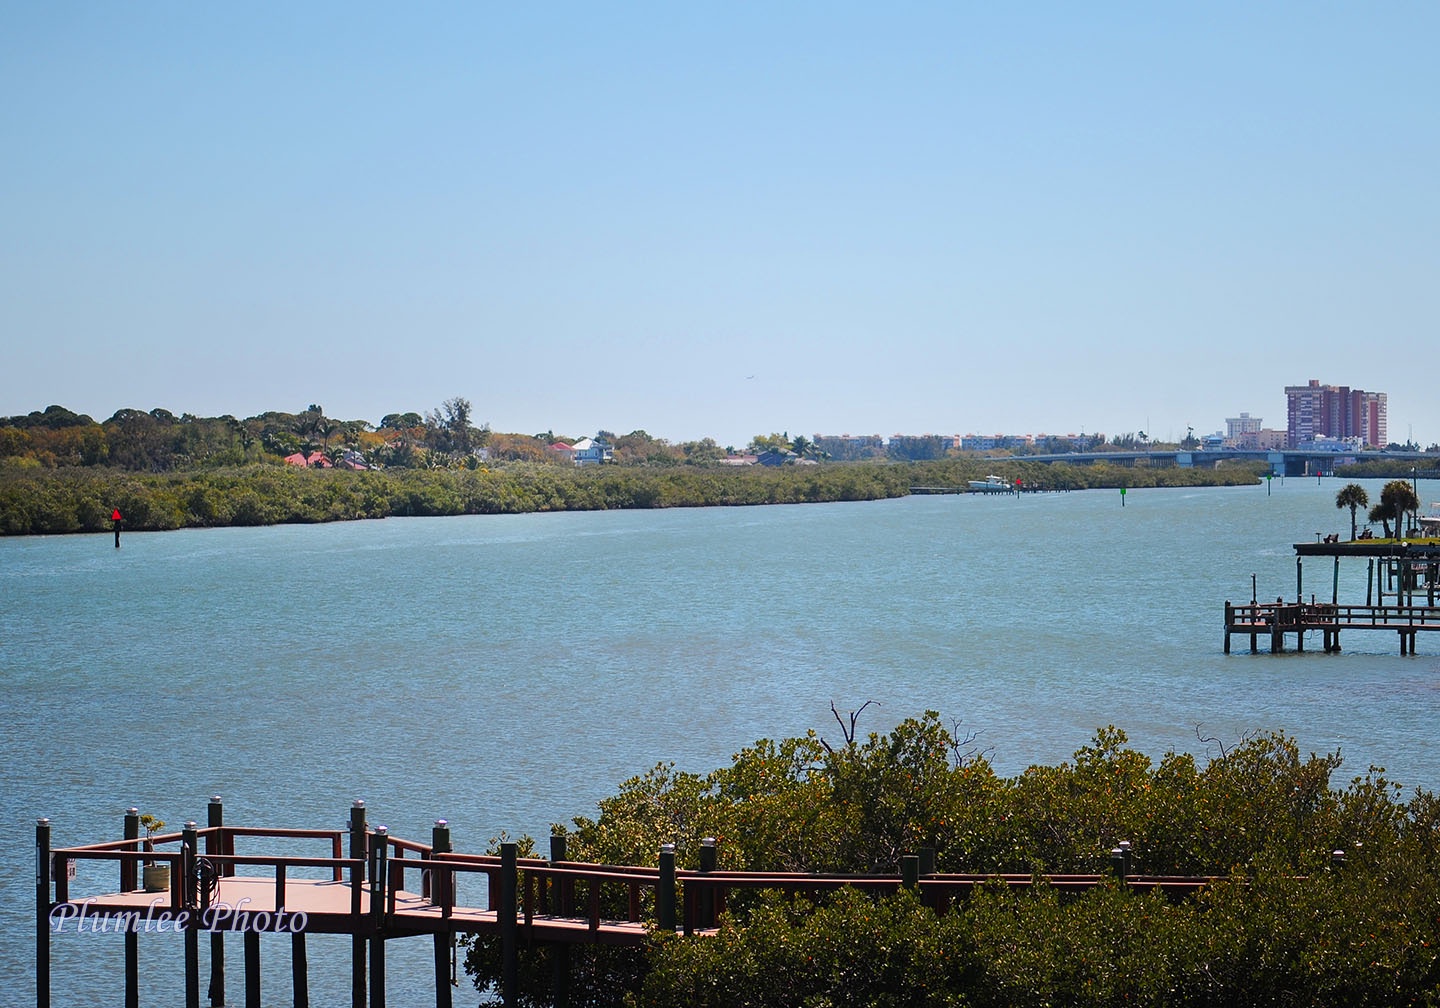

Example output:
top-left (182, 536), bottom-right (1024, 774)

top-left (36, 803), bottom-right (1219, 1008)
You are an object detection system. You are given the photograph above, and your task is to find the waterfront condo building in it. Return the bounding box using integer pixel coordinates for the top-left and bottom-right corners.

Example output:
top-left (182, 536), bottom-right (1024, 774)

top-left (1284, 379), bottom-right (1387, 449)
top-left (1225, 412), bottom-right (1264, 439)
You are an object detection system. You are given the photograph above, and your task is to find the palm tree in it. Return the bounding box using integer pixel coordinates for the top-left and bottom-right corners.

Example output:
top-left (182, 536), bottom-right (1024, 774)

top-left (1335, 483), bottom-right (1369, 541)
top-left (1381, 479), bottom-right (1420, 538)
top-left (1369, 503), bottom-right (1393, 539)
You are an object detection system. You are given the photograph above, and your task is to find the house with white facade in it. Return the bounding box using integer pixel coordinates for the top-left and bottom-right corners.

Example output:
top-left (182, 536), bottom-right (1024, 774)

top-left (569, 437), bottom-right (613, 465)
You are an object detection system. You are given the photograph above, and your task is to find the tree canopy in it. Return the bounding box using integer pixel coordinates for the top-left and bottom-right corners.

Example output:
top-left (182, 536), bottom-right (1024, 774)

top-left (462, 712), bottom-right (1440, 1007)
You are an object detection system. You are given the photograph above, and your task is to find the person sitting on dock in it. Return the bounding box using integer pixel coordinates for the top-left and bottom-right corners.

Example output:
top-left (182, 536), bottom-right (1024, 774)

top-left (1358, 528), bottom-right (1374, 540)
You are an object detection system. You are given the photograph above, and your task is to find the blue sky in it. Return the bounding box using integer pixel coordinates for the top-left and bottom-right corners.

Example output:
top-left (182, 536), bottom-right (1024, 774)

top-left (3, 3), bottom-right (1436, 448)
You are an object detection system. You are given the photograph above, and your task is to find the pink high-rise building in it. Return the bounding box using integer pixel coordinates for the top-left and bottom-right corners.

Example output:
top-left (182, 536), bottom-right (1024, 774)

top-left (1284, 379), bottom-right (1387, 448)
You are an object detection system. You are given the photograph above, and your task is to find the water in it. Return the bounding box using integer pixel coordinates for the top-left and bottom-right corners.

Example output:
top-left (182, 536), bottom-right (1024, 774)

top-left (4, 477), bottom-right (1438, 1004)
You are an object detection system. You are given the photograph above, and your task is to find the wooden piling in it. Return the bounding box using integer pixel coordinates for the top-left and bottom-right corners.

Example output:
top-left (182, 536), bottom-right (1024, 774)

top-left (1110, 841), bottom-right (1132, 883)
top-left (206, 797), bottom-right (226, 1007)
top-left (349, 800), bottom-right (367, 1008)
top-left (371, 826), bottom-right (388, 1008)
top-left (184, 821), bottom-right (200, 1008)
top-left (432, 820), bottom-right (452, 1008)
top-left (126, 924), bottom-right (138, 1008)
top-left (900, 854), bottom-right (919, 889)
top-left (657, 844), bottom-right (677, 933)
top-left (917, 846), bottom-right (937, 909)
top-left (123, 807), bottom-right (140, 1008)
top-left (122, 808), bottom-right (139, 892)
top-left (36, 819), bottom-right (51, 1008)
top-left (244, 931), bottom-right (261, 1008)
top-left (499, 842), bottom-right (518, 1007)
top-left (293, 932), bottom-right (310, 1008)
top-left (550, 834), bottom-right (571, 1008)
top-left (698, 837), bottom-right (717, 930)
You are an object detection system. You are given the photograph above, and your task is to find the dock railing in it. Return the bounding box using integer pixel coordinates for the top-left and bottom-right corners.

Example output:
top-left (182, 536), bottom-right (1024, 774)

top-left (40, 805), bottom-right (1238, 1008)
top-left (1225, 599), bottom-right (1440, 653)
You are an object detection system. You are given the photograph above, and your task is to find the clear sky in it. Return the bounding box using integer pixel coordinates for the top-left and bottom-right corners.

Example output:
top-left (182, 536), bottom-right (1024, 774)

top-left (3, 3), bottom-right (1436, 449)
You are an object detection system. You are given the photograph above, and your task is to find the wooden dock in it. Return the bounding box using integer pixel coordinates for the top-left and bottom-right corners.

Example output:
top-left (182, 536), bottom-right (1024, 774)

top-left (38, 802), bottom-right (1214, 1008)
top-left (1225, 540), bottom-right (1440, 654)
top-left (1225, 599), bottom-right (1440, 654)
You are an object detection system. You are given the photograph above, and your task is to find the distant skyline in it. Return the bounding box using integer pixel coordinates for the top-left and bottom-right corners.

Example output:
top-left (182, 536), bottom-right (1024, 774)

top-left (3, 4), bottom-right (1437, 449)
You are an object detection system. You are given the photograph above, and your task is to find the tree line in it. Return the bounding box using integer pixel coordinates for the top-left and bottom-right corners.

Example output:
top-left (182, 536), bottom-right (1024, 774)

top-left (0, 401), bottom-right (746, 471)
top-left (0, 458), bottom-right (1271, 536)
top-left (0, 464), bottom-right (918, 535)
top-left (462, 711), bottom-right (1440, 1007)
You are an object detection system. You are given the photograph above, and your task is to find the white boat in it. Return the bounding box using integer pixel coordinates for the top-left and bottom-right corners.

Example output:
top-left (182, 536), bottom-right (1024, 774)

top-left (1419, 503), bottom-right (1440, 538)
top-left (968, 475), bottom-right (1013, 493)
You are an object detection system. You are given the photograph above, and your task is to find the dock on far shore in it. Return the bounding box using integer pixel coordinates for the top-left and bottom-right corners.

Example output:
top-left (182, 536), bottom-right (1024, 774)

top-left (1225, 539), bottom-right (1440, 655)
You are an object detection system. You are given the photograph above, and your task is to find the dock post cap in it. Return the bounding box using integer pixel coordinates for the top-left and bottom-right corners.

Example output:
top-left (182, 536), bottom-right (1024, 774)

top-left (700, 837), bottom-right (716, 847)
top-left (185, 820), bottom-right (198, 829)
top-left (37, 816), bottom-right (50, 825)
top-left (352, 799), bottom-right (366, 808)
top-left (434, 818), bottom-right (449, 827)
top-left (660, 842), bottom-right (675, 853)
top-left (210, 795), bottom-right (222, 802)
top-left (375, 825), bottom-right (389, 836)
top-left (126, 807), bottom-right (139, 815)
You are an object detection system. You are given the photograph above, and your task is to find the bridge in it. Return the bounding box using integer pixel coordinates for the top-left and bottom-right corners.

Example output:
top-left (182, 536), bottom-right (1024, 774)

top-left (997, 447), bottom-right (1438, 478)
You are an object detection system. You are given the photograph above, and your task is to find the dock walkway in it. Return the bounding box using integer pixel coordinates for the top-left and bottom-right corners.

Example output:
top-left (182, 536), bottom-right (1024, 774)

top-left (1225, 540), bottom-right (1440, 654)
top-left (37, 803), bottom-right (1208, 1008)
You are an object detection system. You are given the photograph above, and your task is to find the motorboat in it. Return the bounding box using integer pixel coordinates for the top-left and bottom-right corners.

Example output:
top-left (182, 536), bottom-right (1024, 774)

top-left (968, 475), bottom-right (1013, 493)
top-left (1419, 503), bottom-right (1440, 538)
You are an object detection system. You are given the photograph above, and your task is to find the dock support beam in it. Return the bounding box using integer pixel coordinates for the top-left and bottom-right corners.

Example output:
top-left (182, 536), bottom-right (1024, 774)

top-left (244, 931), bottom-right (261, 1008)
top-left (900, 854), bottom-right (919, 890)
top-left (550, 834), bottom-right (571, 1008)
top-left (657, 844), bottom-right (676, 934)
top-left (207, 797), bottom-right (226, 1008)
top-left (124, 807), bottom-right (139, 1008)
top-left (499, 842), bottom-right (518, 1007)
top-left (432, 820), bottom-right (453, 1008)
top-left (293, 932), bottom-right (309, 1008)
top-left (184, 821), bottom-right (200, 1008)
top-left (370, 826), bottom-right (388, 1008)
top-left (36, 819), bottom-right (51, 1008)
top-left (349, 800), bottom-right (367, 1008)
top-left (698, 837), bottom-right (718, 929)
top-left (126, 927), bottom-right (138, 1008)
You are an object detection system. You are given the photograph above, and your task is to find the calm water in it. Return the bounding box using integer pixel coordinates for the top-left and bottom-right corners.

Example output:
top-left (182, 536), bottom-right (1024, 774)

top-left (4, 477), bottom-right (1438, 1004)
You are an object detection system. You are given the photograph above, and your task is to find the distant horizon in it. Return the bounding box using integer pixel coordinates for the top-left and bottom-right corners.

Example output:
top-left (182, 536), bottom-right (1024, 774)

top-left (7, 397), bottom-right (1431, 451)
